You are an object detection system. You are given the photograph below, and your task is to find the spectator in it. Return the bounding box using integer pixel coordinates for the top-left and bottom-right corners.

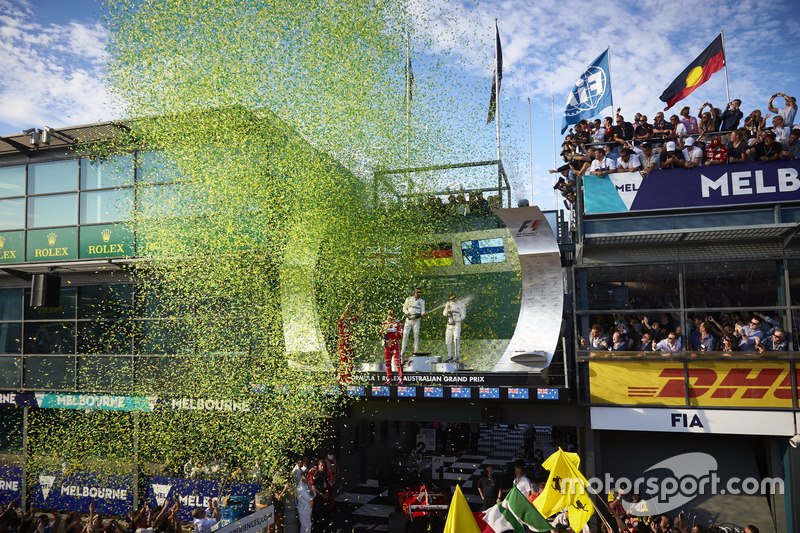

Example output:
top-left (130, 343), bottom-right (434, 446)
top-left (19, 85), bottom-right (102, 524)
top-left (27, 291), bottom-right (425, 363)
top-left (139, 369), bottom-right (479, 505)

top-left (703, 137), bottom-right (728, 165)
top-left (611, 330), bottom-right (629, 351)
top-left (655, 331), bottom-right (681, 354)
top-left (660, 141), bottom-right (686, 169)
top-left (639, 143), bottom-right (659, 176)
top-left (752, 131), bottom-right (782, 162)
top-left (589, 147), bottom-right (617, 177)
top-left (698, 322), bottom-right (717, 353)
top-left (698, 110), bottom-right (716, 136)
top-left (477, 465), bottom-right (502, 511)
top-left (652, 112), bottom-right (671, 139)
top-left (512, 466), bottom-right (533, 498)
top-left (612, 115), bottom-right (635, 146)
top-left (721, 334), bottom-right (737, 355)
top-left (679, 106), bottom-right (699, 134)
top-left (634, 115), bottom-right (653, 140)
top-left (669, 114), bottom-right (687, 139)
top-left (591, 118), bottom-right (605, 143)
top-left (602, 116), bottom-right (616, 145)
top-left (727, 128), bottom-right (748, 163)
top-left (720, 99), bottom-right (744, 131)
top-left (191, 501), bottom-right (220, 533)
top-left (781, 128), bottom-right (800, 160)
top-left (735, 316), bottom-right (765, 351)
top-left (770, 115), bottom-right (791, 144)
top-left (768, 92), bottom-right (797, 126)
top-left (581, 324), bottom-right (610, 351)
top-left (682, 137), bottom-right (703, 167)
top-left (744, 109), bottom-right (766, 137)
top-left (310, 459), bottom-right (331, 532)
top-left (688, 315), bottom-right (704, 350)
top-left (639, 332), bottom-right (656, 353)
top-left (616, 148), bottom-right (641, 172)
top-left (756, 328), bottom-right (789, 353)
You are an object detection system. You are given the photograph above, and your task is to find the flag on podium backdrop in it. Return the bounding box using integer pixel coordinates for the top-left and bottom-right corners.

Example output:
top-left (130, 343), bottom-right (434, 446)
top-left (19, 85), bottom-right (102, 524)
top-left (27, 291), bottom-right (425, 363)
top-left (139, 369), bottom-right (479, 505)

top-left (660, 34), bottom-right (725, 110)
top-left (534, 448), bottom-right (595, 532)
top-left (561, 49), bottom-right (613, 134)
top-left (444, 485), bottom-right (481, 533)
top-left (487, 21), bottom-right (503, 123)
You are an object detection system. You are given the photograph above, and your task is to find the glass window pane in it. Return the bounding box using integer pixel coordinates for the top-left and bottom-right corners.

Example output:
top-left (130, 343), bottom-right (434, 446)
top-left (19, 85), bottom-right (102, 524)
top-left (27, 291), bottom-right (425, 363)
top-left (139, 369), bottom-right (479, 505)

top-left (0, 199), bottom-right (24, 230)
top-left (787, 259), bottom-right (800, 306)
top-left (28, 193), bottom-right (77, 228)
top-left (79, 285), bottom-right (133, 319)
top-left (578, 265), bottom-right (680, 310)
top-left (23, 322), bottom-right (75, 354)
top-left (28, 160), bottom-right (78, 194)
top-left (138, 151), bottom-right (182, 184)
top-left (0, 323), bottom-right (22, 354)
top-left (461, 238), bottom-right (505, 265)
top-left (80, 155), bottom-right (134, 190)
top-left (80, 189), bottom-right (134, 224)
top-left (684, 261), bottom-right (781, 308)
top-left (77, 356), bottom-right (132, 391)
top-left (0, 289), bottom-right (22, 321)
top-left (0, 166), bottom-right (25, 198)
top-left (24, 356), bottom-right (75, 389)
top-left (78, 321), bottom-right (133, 354)
top-left (25, 287), bottom-right (76, 320)
top-left (134, 319), bottom-right (191, 354)
top-left (0, 356), bottom-right (21, 389)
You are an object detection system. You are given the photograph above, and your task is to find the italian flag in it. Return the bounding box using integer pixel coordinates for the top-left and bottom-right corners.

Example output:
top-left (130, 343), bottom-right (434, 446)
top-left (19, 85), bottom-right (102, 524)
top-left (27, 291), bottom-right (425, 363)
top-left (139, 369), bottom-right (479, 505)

top-left (474, 487), bottom-right (551, 533)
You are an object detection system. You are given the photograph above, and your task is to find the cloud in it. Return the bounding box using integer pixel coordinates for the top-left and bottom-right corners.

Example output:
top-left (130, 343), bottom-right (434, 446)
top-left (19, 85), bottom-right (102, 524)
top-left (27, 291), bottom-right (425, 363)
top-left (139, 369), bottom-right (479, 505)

top-left (0, 0), bottom-right (116, 134)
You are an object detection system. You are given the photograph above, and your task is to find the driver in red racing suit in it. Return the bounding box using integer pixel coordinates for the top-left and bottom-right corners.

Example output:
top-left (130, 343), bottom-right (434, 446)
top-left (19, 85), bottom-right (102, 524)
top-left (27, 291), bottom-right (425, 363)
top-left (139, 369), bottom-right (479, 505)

top-left (380, 310), bottom-right (404, 385)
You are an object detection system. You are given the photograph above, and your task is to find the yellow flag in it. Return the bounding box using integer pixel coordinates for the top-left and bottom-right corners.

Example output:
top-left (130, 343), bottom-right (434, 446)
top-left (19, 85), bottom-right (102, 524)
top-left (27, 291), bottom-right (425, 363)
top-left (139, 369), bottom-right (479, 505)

top-left (533, 448), bottom-right (595, 531)
top-left (444, 484), bottom-right (481, 533)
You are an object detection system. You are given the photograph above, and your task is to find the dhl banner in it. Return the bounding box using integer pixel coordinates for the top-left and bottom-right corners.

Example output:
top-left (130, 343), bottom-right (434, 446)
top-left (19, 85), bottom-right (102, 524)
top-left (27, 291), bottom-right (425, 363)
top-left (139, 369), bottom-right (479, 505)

top-left (590, 360), bottom-right (798, 408)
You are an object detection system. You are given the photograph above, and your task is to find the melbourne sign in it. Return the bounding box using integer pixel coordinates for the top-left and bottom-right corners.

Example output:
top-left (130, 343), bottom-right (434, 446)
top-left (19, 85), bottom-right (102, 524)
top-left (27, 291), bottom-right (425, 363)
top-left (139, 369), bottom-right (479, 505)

top-left (33, 470), bottom-right (133, 514)
top-left (589, 360), bottom-right (800, 407)
top-left (145, 476), bottom-right (261, 521)
top-left (583, 159), bottom-right (800, 214)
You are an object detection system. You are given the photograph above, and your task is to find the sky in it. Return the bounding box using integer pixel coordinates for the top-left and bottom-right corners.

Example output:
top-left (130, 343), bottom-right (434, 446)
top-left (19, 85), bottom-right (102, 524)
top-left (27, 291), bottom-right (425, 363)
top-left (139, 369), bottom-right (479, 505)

top-left (2, 0), bottom-right (800, 210)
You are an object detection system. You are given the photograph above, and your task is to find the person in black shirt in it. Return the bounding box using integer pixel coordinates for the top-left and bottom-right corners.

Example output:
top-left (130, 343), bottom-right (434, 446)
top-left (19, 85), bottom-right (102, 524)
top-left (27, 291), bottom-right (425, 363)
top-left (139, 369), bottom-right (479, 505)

top-left (659, 141), bottom-right (686, 169)
top-left (720, 99), bottom-right (743, 131)
top-left (477, 466), bottom-right (502, 511)
top-left (612, 115), bottom-right (635, 146)
top-left (727, 128), bottom-right (748, 163)
top-left (310, 460), bottom-right (330, 532)
top-left (752, 131), bottom-right (782, 162)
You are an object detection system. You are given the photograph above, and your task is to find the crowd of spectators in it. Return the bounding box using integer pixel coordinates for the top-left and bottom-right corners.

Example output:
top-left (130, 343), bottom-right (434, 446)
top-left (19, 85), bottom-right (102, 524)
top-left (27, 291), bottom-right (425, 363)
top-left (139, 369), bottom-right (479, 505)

top-left (0, 501), bottom-right (182, 533)
top-left (580, 311), bottom-right (791, 356)
top-left (552, 93), bottom-right (800, 205)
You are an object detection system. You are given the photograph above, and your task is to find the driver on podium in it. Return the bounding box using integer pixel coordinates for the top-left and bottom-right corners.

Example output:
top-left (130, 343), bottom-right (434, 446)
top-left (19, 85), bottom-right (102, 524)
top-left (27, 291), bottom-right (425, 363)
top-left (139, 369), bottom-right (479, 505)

top-left (401, 288), bottom-right (426, 358)
top-left (381, 310), bottom-right (404, 385)
top-left (443, 293), bottom-right (466, 364)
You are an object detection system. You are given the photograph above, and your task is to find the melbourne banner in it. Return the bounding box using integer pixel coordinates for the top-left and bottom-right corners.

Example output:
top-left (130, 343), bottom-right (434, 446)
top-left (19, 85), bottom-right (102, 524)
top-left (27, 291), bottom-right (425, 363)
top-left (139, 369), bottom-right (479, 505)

top-left (589, 360), bottom-right (798, 408)
top-left (582, 160), bottom-right (800, 214)
top-left (33, 470), bottom-right (134, 514)
top-left (145, 476), bottom-right (261, 521)
top-left (0, 466), bottom-right (22, 505)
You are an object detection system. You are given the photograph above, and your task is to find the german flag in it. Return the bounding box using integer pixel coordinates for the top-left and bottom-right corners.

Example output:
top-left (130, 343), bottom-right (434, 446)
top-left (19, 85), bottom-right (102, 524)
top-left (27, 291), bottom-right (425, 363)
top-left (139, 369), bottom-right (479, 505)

top-left (416, 242), bottom-right (454, 268)
top-left (660, 34), bottom-right (725, 110)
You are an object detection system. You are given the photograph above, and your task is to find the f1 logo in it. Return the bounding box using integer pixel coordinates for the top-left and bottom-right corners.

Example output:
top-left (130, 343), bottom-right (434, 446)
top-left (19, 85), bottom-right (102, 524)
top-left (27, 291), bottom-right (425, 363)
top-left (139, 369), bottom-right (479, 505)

top-left (517, 219), bottom-right (539, 233)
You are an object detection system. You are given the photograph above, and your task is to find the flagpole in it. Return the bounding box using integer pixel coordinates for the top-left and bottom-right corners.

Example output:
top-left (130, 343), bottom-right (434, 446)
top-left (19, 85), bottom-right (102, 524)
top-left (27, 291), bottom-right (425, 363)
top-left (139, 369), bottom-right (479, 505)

top-left (405, 30), bottom-right (412, 195)
top-left (551, 91), bottom-right (558, 210)
top-left (607, 45), bottom-right (614, 114)
top-left (527, 66), bottom-right (534, 203)
top-left (720, 30), bottom-right (731, 105)
top-left (494, 19), bottom-right (502, 205)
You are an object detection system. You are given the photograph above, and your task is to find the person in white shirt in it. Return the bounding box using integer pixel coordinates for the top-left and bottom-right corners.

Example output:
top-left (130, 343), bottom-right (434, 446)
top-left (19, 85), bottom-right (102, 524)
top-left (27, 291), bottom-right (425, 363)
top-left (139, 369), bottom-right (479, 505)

top-left (191, 500), bottom-right (220, 533)
top-left (616, 148), bottom-right (641, 171)
top-left (512, 466), bottom-right (532, 498)
top-left (654, 332), bottom-right (682, 355)
top-left (771, 115), bottom-right (791, 144)
top-left (682, 137), bottom-right (703, 167)
top-left (401, 288), bottom-right (426, 357)
top-left (589, 148), bottom-right (617, 177)
top-left (443, 294), bottom-right (467, 364)
top-left (296, 473), bottom-right (313, 533)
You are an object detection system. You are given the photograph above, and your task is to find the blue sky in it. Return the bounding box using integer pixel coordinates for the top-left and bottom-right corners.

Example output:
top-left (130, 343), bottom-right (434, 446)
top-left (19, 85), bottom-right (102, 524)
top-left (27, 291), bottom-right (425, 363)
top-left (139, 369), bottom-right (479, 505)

top-left (2, 0), bottom-right (800, 209)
